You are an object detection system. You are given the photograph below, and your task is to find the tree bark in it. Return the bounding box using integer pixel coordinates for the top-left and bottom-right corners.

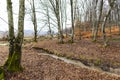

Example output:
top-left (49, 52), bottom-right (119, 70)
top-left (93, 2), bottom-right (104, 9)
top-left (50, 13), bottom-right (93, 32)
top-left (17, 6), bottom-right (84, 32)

top-left (32, 0), bottom-right (38, 42)
top-left (70, 0), bottom-right (74, 42)
top-left (93, 0), bottom-right (103, 41)
top-left (101, 0), bottom-right (115, 46)
top-left (56, 0), bottom-right (63, 43)
top-left (5, 0), bottom-right (25, 72)
top-left (0, 0), bottom-right (25, 79)
top-left (4, 0), bottom-right (15, 67)
top-left (47, 6), bottom-right (53, 39)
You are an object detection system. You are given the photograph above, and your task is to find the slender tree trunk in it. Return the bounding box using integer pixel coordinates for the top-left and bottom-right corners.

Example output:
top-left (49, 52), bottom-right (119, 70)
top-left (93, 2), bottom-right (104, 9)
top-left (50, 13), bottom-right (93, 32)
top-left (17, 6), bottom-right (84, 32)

top-left (32, 0), bottom-right (37, 42)
top-left (56, 0), bottom-right (63, 43)
top-left (47, 6), bottom-right (53, 39)
top-left (102, 10), bottom-right (111, 46)
top-left (117, 6), bottom-right (120, 35)
top-left (93, 0), bottom-right (103, 41)
top-left (49, 0), bottom-right (63, 43)
top-left (70, 0), bottom-right (74, 42)
top-left (92, 0), bottom-right (97, 41)
top-left (4, 0), bottom-right (15, 67)
top-left (102, 0), bottom-right (115, 46)
top-left (64, 0), bottom-right (68, 37)
top-left (108, 15), bottom-right (112, 37)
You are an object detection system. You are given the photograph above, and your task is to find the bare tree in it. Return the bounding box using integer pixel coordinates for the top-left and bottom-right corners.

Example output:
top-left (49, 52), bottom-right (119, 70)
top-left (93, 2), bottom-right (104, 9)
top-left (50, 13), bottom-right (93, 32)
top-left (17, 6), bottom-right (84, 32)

top-left (70, 0), bottom-right (74, 42)
top-left (49, 0), bottom-right (63, 43)
top-left (27, 0), bottom-right (38, 42)
top-left (32, 0), bottom-right (38, 42)
top-left (93, 0), bottom-right (103, 41)
top-left (101, 0), bottom-right (116, 46)
top-left (6, 0), bottom-right (15, 58)
top-left (0, 1), bottom-right (25, 79)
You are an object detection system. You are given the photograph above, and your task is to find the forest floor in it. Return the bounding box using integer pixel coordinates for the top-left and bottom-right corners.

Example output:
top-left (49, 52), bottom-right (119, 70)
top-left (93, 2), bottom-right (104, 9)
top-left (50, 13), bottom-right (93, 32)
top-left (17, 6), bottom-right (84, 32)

top-left (34, 37), bottom-right (120, 74)
top-left (0, 25), bottom-right (120, 80)
top-left (0, 42), bottom-right (120, 80)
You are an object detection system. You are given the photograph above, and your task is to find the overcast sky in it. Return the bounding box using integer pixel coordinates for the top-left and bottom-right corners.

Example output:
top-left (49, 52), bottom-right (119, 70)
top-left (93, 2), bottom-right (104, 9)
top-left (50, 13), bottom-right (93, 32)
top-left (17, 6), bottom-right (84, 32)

top-left (0, 0), bottom-right (76, 33)
top-left (0, 0), bottom-right (34, 31)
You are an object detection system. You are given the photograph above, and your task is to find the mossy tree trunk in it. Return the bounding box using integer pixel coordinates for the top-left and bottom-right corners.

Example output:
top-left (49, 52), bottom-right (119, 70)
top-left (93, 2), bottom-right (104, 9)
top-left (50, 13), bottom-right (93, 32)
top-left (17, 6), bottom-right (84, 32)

top-left (7, 38), bottom-right (23, 72)
top-left (4, 0), bottom-right (15, 67)
top-left (0, 0), bottom-right (25, 79)
top-left (7, 0), bottom-right (25, 72)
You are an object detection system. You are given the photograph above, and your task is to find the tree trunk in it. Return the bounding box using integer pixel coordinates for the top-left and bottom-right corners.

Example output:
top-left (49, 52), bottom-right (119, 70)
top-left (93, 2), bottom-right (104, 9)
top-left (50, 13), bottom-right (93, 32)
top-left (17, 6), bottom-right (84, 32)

top-left (117, 6), bottom-right (120, 35)
top-left (93, 0), bottom-right (103, 41)
top-left (32, 0), bottom-right (37, 42)
top-left (0, 0), bottom-right (25, 79)
top-left (70, 0), bottom-right (74, 43)
top-left (56, 0), bottom-right (63, 43)
top-left (108, 15), bottom-right (112, 37)
top-left (102, 0), bottom-right (115, 46)
top-left (5, 0), bottom-right (25, 72)
top-left (4, 0), bottom-right (15, 67)
top-left (47, 6), bottom-right (53, 39)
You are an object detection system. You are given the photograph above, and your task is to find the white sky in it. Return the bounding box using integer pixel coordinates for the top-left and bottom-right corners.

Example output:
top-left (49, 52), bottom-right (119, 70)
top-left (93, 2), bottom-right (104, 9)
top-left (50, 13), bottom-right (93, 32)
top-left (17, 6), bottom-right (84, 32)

top-left (0, 0), bottom-right (72, 32)
top-left (0, 0), bottom-right (34, 31)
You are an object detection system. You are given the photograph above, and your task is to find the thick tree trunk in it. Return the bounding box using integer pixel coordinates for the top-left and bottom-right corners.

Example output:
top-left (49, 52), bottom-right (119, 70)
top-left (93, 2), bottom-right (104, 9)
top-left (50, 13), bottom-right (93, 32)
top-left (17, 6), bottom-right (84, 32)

top-left (5, 0), bottom-right (25, 72)
top-left (8, 0), bottom-right (25, 72)
top-left (7, 40), bottom-right (23, 72)
top-left (0, 0), bottom-right (25, 79)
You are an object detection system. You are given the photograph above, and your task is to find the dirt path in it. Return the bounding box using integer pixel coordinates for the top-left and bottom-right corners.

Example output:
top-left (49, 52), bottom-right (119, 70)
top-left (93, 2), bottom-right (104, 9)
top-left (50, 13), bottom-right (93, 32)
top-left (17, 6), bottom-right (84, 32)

top-left (37, 52), bottom-right (120, 77)
top-left (0, 43), bottom-right (8, 46)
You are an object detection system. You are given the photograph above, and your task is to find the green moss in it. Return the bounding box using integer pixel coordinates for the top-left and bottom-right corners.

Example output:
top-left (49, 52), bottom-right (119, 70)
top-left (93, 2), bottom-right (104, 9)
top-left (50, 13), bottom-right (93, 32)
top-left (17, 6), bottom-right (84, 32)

top-left (0, 67), bottom-right (5, 80)
top-left (4, 56), bottom-right (12, 67)
top-left (7, 52), bottom-right (23, 72)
